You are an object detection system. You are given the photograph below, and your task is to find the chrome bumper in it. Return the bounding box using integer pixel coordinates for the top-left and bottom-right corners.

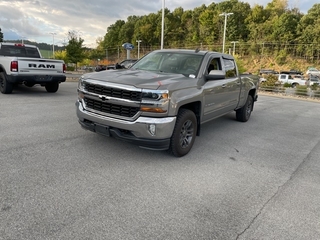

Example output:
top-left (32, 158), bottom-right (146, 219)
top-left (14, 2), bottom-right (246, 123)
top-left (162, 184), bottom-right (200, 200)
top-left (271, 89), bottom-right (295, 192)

top-left (76, 101), bottom-right (176, 149)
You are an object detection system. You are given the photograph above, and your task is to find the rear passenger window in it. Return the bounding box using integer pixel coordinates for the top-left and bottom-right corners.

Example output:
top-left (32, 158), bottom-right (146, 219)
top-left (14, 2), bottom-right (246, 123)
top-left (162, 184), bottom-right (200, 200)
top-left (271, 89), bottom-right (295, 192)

top-left (223, 58), bottom-right (237, 77)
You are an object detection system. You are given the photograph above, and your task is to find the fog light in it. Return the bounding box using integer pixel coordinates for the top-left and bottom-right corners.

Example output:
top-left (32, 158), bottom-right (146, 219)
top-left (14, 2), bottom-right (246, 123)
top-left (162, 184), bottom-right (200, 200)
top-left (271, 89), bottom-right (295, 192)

top-left (148, 124), bottom-right (156, 136)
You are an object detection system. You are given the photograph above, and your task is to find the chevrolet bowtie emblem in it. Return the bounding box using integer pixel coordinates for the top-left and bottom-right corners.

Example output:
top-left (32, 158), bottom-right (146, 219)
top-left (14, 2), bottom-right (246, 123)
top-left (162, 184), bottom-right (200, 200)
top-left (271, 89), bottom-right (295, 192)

top-left (99, 95), bottom-right (108, 101)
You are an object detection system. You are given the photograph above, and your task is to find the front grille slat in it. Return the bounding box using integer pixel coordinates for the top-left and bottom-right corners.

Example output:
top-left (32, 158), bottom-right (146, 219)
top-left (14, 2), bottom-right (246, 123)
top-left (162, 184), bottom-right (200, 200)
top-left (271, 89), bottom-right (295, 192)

top-left (85, 83), bottom-right (142, 101)
top-left (84, 98), bottom-right (139, 118)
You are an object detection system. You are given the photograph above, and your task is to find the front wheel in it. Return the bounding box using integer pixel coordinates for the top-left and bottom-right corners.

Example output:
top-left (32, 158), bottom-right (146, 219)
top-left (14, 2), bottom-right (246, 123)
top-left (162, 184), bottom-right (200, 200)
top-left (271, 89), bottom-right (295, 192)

top-left (45, 82), bottom-right (59, 93)
top-left (169, 109), bottom-right (197, 157)
top-left (236, 95), bottom-right (253, 122)
top-left (0, 72), bottom-right (13, 94)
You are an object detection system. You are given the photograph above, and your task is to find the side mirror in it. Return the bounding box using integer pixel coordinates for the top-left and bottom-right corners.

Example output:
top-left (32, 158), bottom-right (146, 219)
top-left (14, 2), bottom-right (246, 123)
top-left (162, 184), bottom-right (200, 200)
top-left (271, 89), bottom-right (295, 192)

top-left (205, 70), bottom-right (226, 80)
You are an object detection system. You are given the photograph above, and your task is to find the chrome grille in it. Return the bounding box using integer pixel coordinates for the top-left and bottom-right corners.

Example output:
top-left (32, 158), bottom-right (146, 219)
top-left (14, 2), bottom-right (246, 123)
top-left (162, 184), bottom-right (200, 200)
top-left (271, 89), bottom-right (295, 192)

top-left (84, 98), bottom-right (139, 117)
top-left (85, 83), bottom-right (142, 101)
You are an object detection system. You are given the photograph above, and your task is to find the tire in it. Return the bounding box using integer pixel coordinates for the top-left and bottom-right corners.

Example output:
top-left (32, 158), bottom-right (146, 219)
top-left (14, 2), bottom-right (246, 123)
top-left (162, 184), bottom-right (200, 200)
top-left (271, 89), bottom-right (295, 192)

top-left (0, 72), bottom-right (13, 94)
top-left (169, 109), bottom-right (197, 157)
top-left (236, 95), bottom-right (253, 122)
top-left (45, 82), bottom-right (59, 93)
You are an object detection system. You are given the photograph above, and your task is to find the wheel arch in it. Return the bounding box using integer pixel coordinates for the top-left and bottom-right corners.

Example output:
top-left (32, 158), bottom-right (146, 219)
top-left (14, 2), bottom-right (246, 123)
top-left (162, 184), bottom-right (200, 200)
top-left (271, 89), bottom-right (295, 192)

top-left (0, 64), bottom-right (7, 74)
top-left (249, 88), bottom-right (257, 102)
top-left (177, 101), bottom-right (201, 136)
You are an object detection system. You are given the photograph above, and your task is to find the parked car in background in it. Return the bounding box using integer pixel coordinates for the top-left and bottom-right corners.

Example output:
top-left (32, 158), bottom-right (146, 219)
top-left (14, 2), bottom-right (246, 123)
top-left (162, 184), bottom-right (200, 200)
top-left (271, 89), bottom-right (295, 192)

top-left (106, 59), bottom-right (138, 70)
top-left (292, 75), bottom-right (305, 81)
top-left (95, 65), bottom-right (107, 72)
top-left (306, 67), bottom-right (320, 76)
top-left (278, 74), bottom-right (306, 87)
top-left (306, 74), bottom-right (320, 87)
top-left (0, 42), bottom-right (66, 94)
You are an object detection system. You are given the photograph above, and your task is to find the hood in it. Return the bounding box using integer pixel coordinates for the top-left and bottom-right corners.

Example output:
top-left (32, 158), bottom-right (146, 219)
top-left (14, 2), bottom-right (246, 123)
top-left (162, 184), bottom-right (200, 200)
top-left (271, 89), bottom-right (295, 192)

top-left (82, 69), bottom-right (196, 90)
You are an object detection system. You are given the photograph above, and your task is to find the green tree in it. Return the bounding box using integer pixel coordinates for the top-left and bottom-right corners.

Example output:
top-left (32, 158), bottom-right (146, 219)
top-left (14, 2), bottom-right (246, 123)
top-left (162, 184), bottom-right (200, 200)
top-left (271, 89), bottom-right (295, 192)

top-left (271, 12), bottom-right (301, 43)
top-left (180, 10), bottom-right (194, 44)
top-left (134, 13), bottom-right (160, 47)
top-left (54, 50), bottom-right (68, 63)
top-left (102, 20), bottom-right (126, 54)
top-left (119, 15), bottom-right (140, 44)
top-left (199, 7), bottom-right (220, 45)
top-left (65, 31), bottom-right (85, 70)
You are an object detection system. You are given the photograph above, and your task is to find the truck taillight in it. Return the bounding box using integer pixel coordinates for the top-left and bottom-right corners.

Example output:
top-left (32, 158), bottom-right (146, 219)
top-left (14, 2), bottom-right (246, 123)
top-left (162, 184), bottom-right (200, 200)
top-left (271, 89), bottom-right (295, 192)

top-left (11, 61), bottom-right (18, 72)
top-left (63, 63), bottom-right (66, 73)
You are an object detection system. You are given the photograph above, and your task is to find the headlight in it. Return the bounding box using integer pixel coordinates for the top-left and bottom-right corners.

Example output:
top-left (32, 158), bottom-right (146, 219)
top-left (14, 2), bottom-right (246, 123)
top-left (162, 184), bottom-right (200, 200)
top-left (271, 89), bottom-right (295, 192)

top-left (78, 77), bottom-right (85, 100)
top-left (78, 76), bottom-right (85, 90)
top-left (142, 91), bottom-right (168, 100)
top-left (141, 90), bottom-right (169, 113)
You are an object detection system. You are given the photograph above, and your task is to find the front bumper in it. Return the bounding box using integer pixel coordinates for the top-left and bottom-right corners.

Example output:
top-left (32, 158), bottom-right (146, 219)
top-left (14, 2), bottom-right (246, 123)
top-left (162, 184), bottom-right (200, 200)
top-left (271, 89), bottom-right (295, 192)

top-left (76, 101), bottom-right (176, 150)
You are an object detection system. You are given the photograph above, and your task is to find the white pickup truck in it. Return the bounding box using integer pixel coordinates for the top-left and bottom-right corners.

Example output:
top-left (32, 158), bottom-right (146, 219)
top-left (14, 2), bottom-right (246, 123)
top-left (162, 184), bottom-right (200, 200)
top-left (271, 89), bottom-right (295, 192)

top-left (278, 74), bottom-right (306, 87)
top-left (0, 42), bottom-right (66, 94)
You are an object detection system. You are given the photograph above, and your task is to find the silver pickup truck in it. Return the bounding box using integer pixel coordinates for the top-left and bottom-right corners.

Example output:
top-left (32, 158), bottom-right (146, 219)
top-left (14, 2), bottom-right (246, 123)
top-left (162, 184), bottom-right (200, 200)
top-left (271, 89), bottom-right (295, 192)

top-left (76, 49), bottom-right (259, 157)
top-left (0, 42), bottom-right (66, 94)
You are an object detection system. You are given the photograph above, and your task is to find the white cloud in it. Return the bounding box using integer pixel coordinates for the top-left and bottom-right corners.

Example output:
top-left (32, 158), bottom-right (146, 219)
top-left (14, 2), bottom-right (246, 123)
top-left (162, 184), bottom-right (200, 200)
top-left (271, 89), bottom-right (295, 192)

top-left (0, 0), bottom-right (317, 48)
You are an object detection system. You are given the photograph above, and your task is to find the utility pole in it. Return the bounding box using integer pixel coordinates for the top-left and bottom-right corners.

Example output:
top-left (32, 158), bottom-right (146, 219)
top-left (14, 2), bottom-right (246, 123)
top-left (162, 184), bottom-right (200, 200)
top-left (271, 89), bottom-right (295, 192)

top-left (49, 32), bottom-right (57, 58)
top-left (219, 12), bottom-right (233, 53)
top-left (161, 0), bottom-right (165, 49)
top-left (136, 40), bottom-right (142, 59)
top-left (231, 41), bottom-right (239, 55)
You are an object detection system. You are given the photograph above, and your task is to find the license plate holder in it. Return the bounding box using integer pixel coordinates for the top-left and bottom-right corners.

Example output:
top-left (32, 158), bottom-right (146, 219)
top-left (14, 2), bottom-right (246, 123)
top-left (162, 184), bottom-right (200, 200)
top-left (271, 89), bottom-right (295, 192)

top-left (35, 75), bottom-right (53, 81)
top-left (95, 124), bottom-right (110, 137)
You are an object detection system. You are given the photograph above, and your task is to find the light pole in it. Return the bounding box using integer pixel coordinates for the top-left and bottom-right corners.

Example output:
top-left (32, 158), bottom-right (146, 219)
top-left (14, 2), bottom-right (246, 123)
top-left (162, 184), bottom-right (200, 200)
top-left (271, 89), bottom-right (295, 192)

top-left (231, 41), bottom-right (239, 55)
top-left (49, 32), bottom-right (57, 58)
top-left (161, 0), bottom-right (165, 49)
top-left (219, 12), bottom-right (233, 53)
top-left (136, 40), bottom-right (142, 59)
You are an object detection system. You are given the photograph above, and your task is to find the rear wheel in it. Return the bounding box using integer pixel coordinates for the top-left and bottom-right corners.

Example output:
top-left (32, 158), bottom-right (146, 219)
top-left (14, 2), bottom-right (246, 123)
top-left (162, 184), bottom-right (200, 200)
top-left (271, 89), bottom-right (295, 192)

top-left (0, 72), bottom-right (13, 94)
top-left (45, 82), bottom-right (59, 93)
top-left (236, 95), bottom-right (253, 122)
top-left (169, 109), bottom-right (197, 157)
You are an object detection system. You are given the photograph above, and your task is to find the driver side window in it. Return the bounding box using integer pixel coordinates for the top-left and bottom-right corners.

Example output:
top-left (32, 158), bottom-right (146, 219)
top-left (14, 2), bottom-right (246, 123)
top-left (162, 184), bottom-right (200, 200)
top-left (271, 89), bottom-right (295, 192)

top-left (207, 58), bottom-right (221, 73)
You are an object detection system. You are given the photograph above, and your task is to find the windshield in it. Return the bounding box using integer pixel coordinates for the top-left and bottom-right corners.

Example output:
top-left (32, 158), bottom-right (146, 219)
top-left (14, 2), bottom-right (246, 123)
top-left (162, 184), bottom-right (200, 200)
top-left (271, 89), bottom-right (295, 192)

top-left (132, 51), bottom-right (203, 77)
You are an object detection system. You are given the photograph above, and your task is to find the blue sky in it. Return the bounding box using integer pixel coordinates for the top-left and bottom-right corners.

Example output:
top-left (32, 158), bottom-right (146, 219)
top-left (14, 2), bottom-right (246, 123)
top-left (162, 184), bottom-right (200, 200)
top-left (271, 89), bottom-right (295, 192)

top-left (0, 0), bottom-right (317, 48)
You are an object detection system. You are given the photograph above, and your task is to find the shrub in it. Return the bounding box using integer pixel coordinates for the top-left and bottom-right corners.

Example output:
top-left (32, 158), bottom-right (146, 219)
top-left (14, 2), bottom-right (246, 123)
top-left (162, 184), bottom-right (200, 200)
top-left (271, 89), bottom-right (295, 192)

top-left (260, 74), bottom-right (278, 87)
top-left (283, 82), bottom-right (292, 88)
top-left (310, 83), bottom-right (319, 91)
top-left (260, 74), bottom-right (285, 93)
top-left (66, 66), bottom-right (75, 71)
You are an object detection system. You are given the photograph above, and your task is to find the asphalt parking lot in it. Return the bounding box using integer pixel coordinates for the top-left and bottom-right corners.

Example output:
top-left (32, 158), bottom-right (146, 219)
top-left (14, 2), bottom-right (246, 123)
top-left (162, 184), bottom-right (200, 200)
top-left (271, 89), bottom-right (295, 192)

top-left (1, 82), bottom-right (320, 240)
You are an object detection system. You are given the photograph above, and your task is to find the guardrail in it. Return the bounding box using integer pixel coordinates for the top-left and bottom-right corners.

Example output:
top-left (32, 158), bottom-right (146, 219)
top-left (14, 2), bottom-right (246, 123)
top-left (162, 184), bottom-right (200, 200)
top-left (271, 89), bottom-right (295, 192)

top-left (259, 86), bottom-right (320, 99)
